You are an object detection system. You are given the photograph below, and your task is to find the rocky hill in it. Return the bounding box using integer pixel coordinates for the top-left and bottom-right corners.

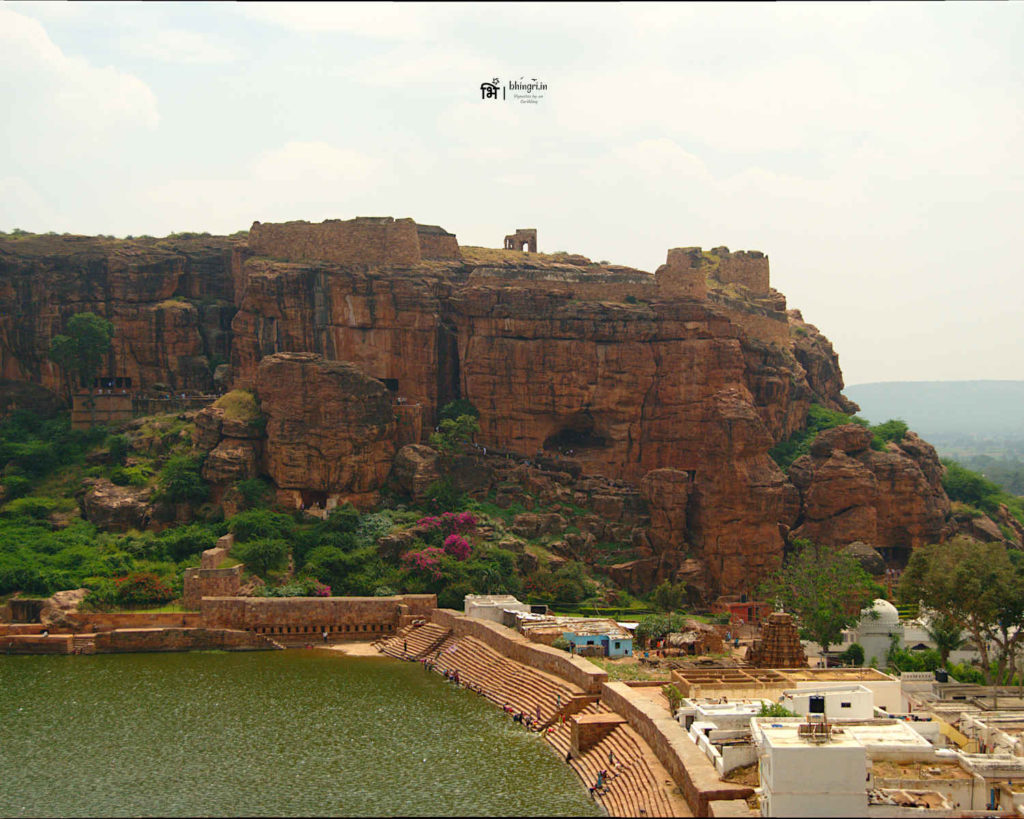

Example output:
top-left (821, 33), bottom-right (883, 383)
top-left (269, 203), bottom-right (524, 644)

top-left (1, 218), bottom-right (1003, 600)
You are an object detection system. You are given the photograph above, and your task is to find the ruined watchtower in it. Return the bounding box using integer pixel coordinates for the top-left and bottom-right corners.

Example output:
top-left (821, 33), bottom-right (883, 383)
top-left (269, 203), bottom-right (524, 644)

top-left (504, 228), bottom-right (537, 253)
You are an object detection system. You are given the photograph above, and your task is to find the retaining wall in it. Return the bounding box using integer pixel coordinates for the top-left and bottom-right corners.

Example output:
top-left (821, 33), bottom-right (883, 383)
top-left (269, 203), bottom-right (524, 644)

top-left (201, 594), bottom-right (436, 632)
top-left (601, 680), bottom-right (754, 816)
top-left (2, 634), bottom-right (72, 654)
top-left (93, 627), bottom-right (275, 653)
top-left (79, 612), bottom-right (203, 631)
top-left (430, 608), bottom-right (607, 694)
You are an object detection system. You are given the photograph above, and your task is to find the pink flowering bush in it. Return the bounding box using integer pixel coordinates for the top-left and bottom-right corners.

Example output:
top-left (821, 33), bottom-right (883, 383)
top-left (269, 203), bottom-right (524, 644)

top-left (402, 546), bottom-right (446, 580)
top-left (415, 511), bottom-right (477, 548)
top-left (443, 534), bottom-right (471, 561)
top-left (312, 582), bottom-right (332, 597)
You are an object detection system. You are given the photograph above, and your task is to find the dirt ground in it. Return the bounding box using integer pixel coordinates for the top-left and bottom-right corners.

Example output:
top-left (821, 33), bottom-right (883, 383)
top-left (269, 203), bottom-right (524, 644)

top-left (317, 641), bottom-right (383, 657)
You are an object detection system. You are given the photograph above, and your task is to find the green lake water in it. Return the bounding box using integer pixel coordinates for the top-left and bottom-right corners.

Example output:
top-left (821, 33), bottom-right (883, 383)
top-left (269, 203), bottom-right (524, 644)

top-left (0, 651), bottom-right (602, 817)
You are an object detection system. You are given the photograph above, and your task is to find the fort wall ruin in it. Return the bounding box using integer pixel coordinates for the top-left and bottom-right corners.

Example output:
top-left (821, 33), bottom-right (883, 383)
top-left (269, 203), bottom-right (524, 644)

top-left (248, 217), bottom-right (460, 266)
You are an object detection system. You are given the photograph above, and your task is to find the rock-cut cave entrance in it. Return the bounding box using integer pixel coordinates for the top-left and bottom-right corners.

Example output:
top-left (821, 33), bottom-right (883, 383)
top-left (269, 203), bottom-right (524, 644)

top-left (543, 411), bottom-right (608, 455)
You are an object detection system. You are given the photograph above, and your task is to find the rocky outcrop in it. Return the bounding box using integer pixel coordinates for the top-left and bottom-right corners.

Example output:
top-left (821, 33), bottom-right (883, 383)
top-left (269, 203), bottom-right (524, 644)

top-left (391, 444), bottom-right (441, 502)
top-left (844, 541), bottom-right (887, 575)
top-left (254, 352), bottom-right (396, 505)
top-left (39, 588), bottom-right (89, 630)
top-left (79, 479), bottom-right (152, 531)
top-left (788, 425), bottom-right (950, 551)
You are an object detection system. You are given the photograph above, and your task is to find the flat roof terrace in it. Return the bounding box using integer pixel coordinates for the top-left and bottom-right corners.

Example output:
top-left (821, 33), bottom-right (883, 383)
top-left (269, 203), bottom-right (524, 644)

top-left (672, 666), bottom-right (896, 697)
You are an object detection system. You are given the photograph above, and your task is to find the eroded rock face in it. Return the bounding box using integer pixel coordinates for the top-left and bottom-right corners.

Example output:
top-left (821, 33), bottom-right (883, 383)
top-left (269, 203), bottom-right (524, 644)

top-left (0, 234), bottom-right (239, 394)
top-left (79, 479), bottom-right (152, 532)
top-left (255, 352), bottom-right (396, 501)
top-left (202, 439), bottom-right (260, 484)
top-left (789, 425), bottom-right (950, 551)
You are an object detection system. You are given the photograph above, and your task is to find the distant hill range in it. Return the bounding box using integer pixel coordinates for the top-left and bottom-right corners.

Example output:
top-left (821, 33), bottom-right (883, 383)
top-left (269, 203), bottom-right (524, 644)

top-left (845, 381), bottom-right (1024, 438)
top-left (846, 381), bottom-right (1024, 495)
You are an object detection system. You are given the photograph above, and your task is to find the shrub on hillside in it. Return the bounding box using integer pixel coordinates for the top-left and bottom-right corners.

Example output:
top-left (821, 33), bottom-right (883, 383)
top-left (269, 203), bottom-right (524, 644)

top-left (228, 509), bottom-right (295, 542)
top-left (158, 524), bottom-right (218, 563)
top-left (232, 537), bottom-right (289, 578)
top-left (2, 475), bottom-right (32, 500)
top-left (3, 496), bottom-right (58, 520)
top-left (233, 478), bottom-right (272, 510)
top-left (158, 456), bottom-right (209, 503)
top-left (114, 572), bottom-right (175, 607)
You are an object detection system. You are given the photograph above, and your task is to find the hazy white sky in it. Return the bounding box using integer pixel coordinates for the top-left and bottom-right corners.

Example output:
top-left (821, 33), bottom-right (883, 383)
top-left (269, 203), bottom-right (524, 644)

top-left (2, 2), bottom-right (1021, 386)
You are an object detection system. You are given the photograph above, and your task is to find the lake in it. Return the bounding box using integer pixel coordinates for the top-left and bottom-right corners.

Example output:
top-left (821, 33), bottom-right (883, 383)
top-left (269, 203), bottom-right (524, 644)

top-left (0, 650), bottom-right (601, 817)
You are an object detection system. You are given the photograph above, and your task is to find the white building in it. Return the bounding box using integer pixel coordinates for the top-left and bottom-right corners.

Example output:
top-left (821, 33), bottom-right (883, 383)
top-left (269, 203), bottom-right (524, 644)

top-left (753, 716), bottom-right (1024, 816)
top-left (781, 685), bottom-right (875, 721)
top-left (463, 594), bottom-right (530, 624)
top-left (677, 698), bottom-right (770, 775)
top-left (857, 599), bottom-right (905, 669)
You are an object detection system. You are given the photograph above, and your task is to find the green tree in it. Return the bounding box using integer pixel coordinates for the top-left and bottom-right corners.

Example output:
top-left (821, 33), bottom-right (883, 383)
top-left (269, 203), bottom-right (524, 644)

top-left (107, 434), bottom-right (130, 466)
top-left (758, 539), bottom-right (880, 654)
top-left (838, 642), bottom-right (865, 667)
top-left (429, 415), bottom-right (480, 453)
top-left (228, 509), bottom-right (295, 542)
top-left (652, 580), bottom-right (688, 612)
top-left (233, 538), bottom-right (289, 579)
top-left (158, 456), bottom-right (209, 504)
top-left (48, 312), bottom-right (116, 405)
top-left (899, 537), bottom-right (1024, 685)
top-left (438, 399), bottom-right (480, 423)
top-left (923, 612), bottom-right (967, 667)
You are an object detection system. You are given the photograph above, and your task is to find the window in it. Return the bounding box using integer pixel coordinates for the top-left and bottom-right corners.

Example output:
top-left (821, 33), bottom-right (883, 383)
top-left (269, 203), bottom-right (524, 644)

top-left (841, 702), bottom-right (851, 709)
top-left (587, 640), bottom-right (594, 645)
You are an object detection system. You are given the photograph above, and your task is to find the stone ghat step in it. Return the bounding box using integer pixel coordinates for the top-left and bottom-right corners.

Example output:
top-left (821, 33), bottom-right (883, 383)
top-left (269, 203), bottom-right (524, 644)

top-left (377, 623), bottom-right (451, 660)
top-left (544, 704), bottom-right (677, 819)
top-left (431, 635), bottom-right (579, 724)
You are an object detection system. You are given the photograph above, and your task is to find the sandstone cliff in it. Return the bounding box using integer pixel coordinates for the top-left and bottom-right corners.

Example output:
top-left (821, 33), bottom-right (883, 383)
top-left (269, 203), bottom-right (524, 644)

top-left (0, 219), bottom-right (966, 597)
top-left (0, 233), bottom-right (240, 395)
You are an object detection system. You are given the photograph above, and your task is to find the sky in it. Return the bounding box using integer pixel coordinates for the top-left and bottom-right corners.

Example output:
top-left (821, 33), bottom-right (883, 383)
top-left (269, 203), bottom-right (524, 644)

top-left (1, 2), bottom-right (1021, 387)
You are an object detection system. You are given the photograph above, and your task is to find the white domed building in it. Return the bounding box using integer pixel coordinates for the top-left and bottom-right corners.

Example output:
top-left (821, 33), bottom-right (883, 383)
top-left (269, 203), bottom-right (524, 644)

top-left (856, 599), bottom-right (904, 667)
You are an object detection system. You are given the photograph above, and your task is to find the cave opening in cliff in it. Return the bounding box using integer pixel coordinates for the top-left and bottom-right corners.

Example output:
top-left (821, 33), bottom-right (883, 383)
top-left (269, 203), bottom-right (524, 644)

top-left (543, 411), bottom-right (607, 453)
top-left (300, 490), bottom-right (328, 508)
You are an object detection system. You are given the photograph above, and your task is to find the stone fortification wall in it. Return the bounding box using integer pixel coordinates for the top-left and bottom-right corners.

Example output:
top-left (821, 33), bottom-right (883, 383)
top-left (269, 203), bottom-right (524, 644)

top-left (182, 566), bottom-right (242, 609)
top-left (707, 292), bottom-right (789, 346)
top-left (601, 681), bottom-right (754, 816)
top-left (249, 217), bottom-right (423, 267)
top-left (93, 627), bottom-right (274, 653)
top-left (431, 608), bottom-right (607, 694)
top-left (200, 534), bottom-right (234, 570)
top-left (713, 250), bottom-right (769, 295)
top-left (248, 217), bottom-right (461, 267)
top-left (655, 247), bottom-right (709, 300)
top-left (416, 225), bottom-right (460, 260)
top-left (200, 594), bottom-right (436, 634)
top-left (467, 266), bottom-right (658, 304)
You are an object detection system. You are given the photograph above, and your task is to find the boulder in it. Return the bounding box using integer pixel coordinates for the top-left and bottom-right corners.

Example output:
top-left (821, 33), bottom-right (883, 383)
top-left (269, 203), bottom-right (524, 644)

top-left (202, 439), bottom-right (260, 484)
top-left (843, 541), bottom-right (887, 575)
top-left (192, 406), bottom-right (225, 451)
top-left (392, 444), bottom-right (441, 502)
top-left (39, 588), bottom-right (89, 630)
top-left (79, 479), bottom-right (152, 532)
